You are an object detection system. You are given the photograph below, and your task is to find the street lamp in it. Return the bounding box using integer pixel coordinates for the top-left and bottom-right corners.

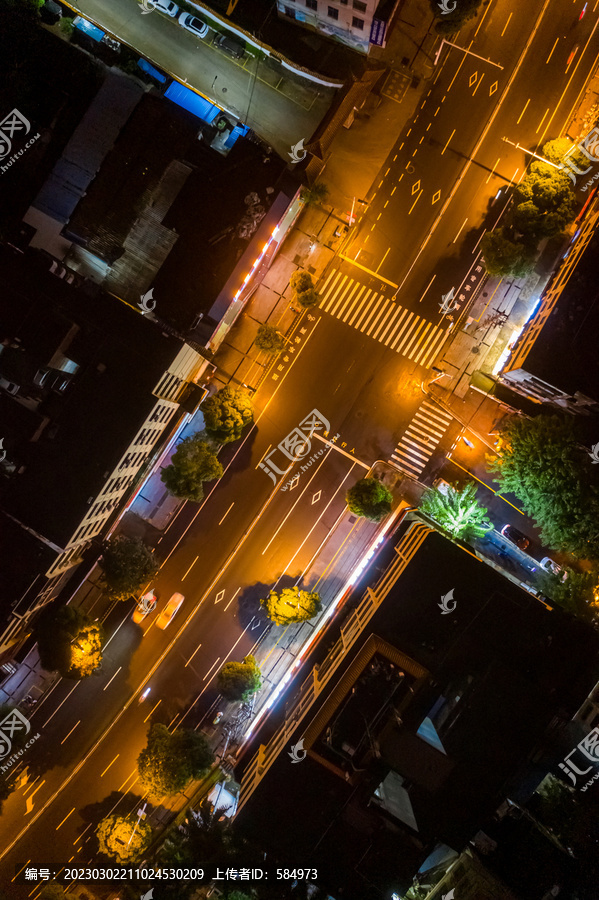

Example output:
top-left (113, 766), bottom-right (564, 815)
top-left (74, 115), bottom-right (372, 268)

top-left (501, 136), bottom-right (562, 169)
top-left (434, 38), bottom-right (504, 69)
top-left (421, 370), bottom-right (450, 394)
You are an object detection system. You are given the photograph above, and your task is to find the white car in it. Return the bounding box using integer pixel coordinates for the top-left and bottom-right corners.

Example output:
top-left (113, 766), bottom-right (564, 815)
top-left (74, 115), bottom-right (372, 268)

top-left (178, 11), bottom-right (209, 38)
top-left (150, 0), bottom-right (179, 15)
top-left (539, 557), bottom-right (568, 581)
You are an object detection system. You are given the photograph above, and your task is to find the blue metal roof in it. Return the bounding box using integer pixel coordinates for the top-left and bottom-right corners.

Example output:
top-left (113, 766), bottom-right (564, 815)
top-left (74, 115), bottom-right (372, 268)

top-left (73, 15), bottom-right (105, 41)
top-left (137, 58), bottom-right (167, 83)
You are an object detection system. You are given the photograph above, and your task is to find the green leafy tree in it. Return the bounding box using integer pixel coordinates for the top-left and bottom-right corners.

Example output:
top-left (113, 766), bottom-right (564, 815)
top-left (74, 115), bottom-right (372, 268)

top-left (58, 16), bottom-right (74, 36)
top-left (480, 228), bottom-right (536, 278)
top-left (217, 655), bottom-right (262, 702)
top-left (254, 324), bottom-right (285, 354)
top-left (289, 270), bottom-right (313, 294)
top-left (97, 813), bottom-right (152, 863)
top-left (39, 886), bottom-right (67, 900)
top-left (513, 164), bottom-right (575, 238)
top-left (202, 386), bottom-right (254, 444)
top-left (296, 288), bottom-right (320, 308)
top-left (487, 415), bottom-right (599, 558)
top-left (261, 587), bottom-right (322, 626)
top-left (429, 0), bottom-right (482, 34)
top-left (161, 436), bottom-right (223, 502)
top-left (300, 183), bottom-right (329, 206)
top-left (420, 481), bottom-right (492, 541)
top-left (34, 605), bottom-right (104, 678)
top-left (100, 535), bottom-right (158, 602)
top-left (346, 477), bottom-right (393, 522)
top-left (138, 723), bottom-right (214, 798)
top-left (536, 570), bottom-right (598, 622)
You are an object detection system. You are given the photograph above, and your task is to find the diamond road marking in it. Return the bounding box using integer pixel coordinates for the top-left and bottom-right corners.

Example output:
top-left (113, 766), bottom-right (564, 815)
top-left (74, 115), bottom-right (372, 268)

top-left (289, 474), bottom-right (300, 491)
top-left (432, 190), bottom-right (441, 205)
top-left (411, 180), bottom-right (421, 195)
top-left (312, 491), bottom-right (322, 504)
top-left (469, 72), bottom-right (478, 87)
top-left (489, 81), bottom-right (498, 96)
top-left (215, 590), bottom-right (225, 604)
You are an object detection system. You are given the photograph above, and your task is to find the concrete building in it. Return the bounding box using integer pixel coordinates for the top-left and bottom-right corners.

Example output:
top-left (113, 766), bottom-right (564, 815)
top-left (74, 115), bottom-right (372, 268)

top-left (0, 246), bottom-right (205, 661)
top-left (276, 0), bottom-right (400, 53)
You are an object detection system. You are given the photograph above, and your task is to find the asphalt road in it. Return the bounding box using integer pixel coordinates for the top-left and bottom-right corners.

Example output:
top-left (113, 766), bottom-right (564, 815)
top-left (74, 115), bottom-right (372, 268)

top-left (60, 0), bottom-right (336, 156)
top-left (341, 0), bottom-right (599, 321)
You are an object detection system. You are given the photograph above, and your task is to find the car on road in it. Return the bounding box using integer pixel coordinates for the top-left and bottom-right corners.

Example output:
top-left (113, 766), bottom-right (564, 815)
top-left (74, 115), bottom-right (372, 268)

top-left (178, 12), bottom-right (209, 39)
top-left (567, 44), bottom-right (580, 66)
top-left (501, 524), bottom-right (531, 551)
top-left (213, 32), bottom-right (245, 59)
top-left (539, 557), bottom-right (568, 581)
top-left (132, 590), bottom-right (158, 624)
top-left (156, 592), bottom-right (185, 629)
top-left (151, 0), bottom-right (179, 15)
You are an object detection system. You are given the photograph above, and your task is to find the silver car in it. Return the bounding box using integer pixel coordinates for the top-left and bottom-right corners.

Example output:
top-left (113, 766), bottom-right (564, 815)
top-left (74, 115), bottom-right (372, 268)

top-left (150, 0), bottom-right (179, 15)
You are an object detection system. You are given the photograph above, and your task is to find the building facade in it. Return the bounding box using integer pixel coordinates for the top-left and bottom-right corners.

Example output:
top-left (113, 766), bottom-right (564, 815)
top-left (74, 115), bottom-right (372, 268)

top-left (276, 0), bottom-right (399, 53)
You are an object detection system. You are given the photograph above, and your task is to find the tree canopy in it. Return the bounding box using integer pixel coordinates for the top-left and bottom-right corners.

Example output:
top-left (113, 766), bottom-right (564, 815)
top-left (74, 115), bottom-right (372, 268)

top-left (217, 655), bottom-right (262, 702)
top-left (161, 435), bottom-right (223, 502)
top-left (536, 569), bottom-right (599, 623)
top-left (137, 723), bottom-right (214, 798)
top-left (346, 477), bottom-right (393, 522)
top-left (420, 482), bottom-right (492, 542)
top-left (100, 534), bottom-right (158, 602)
top-left (289, 270), bottom-right (313, 294)
top-left (296, 288), bottom-right (320, 308)
top-left (300, 183), bottom-right (329, 206)
top-left (254, 324), bottom-right (285, 354)
top-left (261, 587), bottom-right (322, 626)
top-left (480, 228), bottom-right (536, 278)
top-left (487, 415), bottom-right (599, 558)
top-left (34, 605), bottom-right (104, 678)
top-left (97, 813), bottom-right (152, 863)
top-left (202, 386), bottom-right (254, 444)
top-left (429, 0), bottom-right (482, 34)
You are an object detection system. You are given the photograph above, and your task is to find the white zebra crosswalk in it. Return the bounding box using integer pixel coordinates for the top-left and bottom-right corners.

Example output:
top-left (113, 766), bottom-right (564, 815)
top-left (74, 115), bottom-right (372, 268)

top-left (390, 400), bottom-right (454, 477)
top-left (319, 269), bottom-right (449, 369)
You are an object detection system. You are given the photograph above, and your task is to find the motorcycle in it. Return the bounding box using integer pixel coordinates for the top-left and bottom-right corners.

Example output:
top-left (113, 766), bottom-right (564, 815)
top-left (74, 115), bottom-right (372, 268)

top-left (139, 687), bottom-right (152, 703)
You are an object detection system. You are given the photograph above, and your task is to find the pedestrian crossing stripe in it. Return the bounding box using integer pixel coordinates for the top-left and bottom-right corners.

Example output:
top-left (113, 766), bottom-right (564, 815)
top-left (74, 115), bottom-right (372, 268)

top-left (319, 269), bottom-right (449, 368)
top-left (390, 399), bottom-right (454, 477)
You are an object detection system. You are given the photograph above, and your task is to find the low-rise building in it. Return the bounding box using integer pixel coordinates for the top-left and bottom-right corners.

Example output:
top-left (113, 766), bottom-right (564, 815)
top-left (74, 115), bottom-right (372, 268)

top-left (275, 0), bottom-right (400, 54)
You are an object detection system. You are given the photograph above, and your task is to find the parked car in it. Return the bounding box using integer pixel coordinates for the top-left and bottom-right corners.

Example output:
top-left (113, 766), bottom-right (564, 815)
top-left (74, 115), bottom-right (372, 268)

top-left (132, 590), bottom-right (158, 624)
top-left (213, 32), bottom-right (245, 59)
top-left (156, 592), bottom-right (184, 629)
top-left (178, 12), bottom-right (209, 38)
top-left (501, 524), bottom-right (530, 551)
top-left (150, 0), bottom-right (179, 15)
top-left (539, 557), bottom-right (568, 581)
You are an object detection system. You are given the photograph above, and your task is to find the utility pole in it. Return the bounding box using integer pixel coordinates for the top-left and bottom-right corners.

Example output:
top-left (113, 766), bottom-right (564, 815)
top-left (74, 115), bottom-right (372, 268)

top-left (501, 136), bottom-right (562, 169)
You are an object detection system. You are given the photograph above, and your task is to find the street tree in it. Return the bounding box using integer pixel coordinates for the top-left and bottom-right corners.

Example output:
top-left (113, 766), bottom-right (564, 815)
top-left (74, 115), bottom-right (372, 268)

top-left (289, 270), bottom-right (314, 295)
top-left (296, 287), bottom-right (320, 308)
top-left (346, 477), bottom-right (393, 522)
top-left (34, 605), bottom-right (105, 679)
top-left (420, 481), bottom-right (492, 542)
top-left (480, 228), bottom-right (536, 278)
top-left (137, 723), bottom-right (214, 798)
top-left (300, 183), bottom-right (329, 206)
top-left (261, 587), bottom-right (322, 626)
top-left (100, 534), bottom-right (158, 602)
top-left (254, 324), bottom-right (285, 354)
top-left (513, 164), bottom-right (576, 238)
top-left (487, 414), bottom-right (599, 558)
top-left (97, 813), bottom-right (152, 863)
top-left (202, 385), bottom-right (254, 444)
top-left (217, 655), bottom-right (262, 702)
top-left (536, 570), bottom-right (598, 623)
top-left (161, 435), bottom-right (223, 502)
